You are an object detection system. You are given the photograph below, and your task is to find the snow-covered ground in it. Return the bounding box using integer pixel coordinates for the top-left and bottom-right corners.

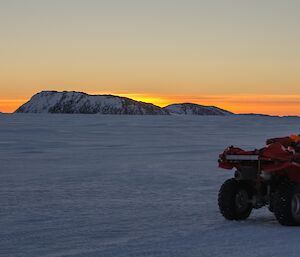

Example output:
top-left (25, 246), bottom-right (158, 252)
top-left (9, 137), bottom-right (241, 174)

top-left (1, 113), bottom-right (300, 257)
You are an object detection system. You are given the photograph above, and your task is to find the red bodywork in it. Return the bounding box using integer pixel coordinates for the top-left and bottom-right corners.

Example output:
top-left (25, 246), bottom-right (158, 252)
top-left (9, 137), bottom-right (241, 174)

top-left (219, 137), bottom-right (300, 183)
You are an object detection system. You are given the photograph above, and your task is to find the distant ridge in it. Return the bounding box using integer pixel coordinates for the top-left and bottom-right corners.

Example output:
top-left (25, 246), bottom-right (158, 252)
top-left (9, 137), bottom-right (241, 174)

top-left (238, 113), bottom-right (300, 118)
top-left (15, 90), bottom-right (233, 116)
top-left (238, 113), bottom-right (273, 117)
top-left (164, 103), bottom-right (232, 116)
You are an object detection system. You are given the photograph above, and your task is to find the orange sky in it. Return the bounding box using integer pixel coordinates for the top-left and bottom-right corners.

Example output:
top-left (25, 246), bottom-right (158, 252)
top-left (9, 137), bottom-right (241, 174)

top-left (116, 93), bottom-right (300, 116)
top-left (1, 1), bottom-right (300, 115)
top-left (1, 92), bottom-right (300, 116)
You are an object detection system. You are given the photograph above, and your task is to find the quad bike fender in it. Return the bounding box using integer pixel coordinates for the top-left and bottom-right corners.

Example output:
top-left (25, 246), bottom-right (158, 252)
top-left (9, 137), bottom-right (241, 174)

top-left (218, 146), bottom-right (260, 170)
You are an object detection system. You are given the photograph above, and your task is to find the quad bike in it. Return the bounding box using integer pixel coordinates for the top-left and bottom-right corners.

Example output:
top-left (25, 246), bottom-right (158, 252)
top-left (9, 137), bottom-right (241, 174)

top-left (218, 134), bottom-right (300, 226)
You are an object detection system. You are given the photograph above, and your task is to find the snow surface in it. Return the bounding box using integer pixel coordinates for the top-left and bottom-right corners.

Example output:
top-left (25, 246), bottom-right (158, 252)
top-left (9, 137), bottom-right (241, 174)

top-left (1, 113), bottom-right (300, 257)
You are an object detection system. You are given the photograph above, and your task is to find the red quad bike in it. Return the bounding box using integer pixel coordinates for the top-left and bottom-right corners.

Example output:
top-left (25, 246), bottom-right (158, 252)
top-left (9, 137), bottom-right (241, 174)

top-left (218, 134), bottom-right (300, 226)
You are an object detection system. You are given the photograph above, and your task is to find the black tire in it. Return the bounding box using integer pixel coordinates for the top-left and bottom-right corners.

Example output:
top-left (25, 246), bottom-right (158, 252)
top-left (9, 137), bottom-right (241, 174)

top-left (273, 182), bottom-right (300, 226)
top-left (268, 193), bottom-right (274, 213)
top-left (218, 178), bottom-right (253, 220)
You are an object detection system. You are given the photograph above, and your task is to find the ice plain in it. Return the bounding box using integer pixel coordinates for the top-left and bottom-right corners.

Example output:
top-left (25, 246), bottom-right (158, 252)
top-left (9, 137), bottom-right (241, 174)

top-left (1, 113), bottom-right (300, 257)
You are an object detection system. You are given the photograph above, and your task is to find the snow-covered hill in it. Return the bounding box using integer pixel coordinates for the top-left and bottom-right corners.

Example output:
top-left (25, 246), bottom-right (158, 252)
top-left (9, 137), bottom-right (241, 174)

top-left (15, 91), bottom-right (169, 115)
top-left (15, 91), bottom-right (234, 116)
top-left (164, 103), bottom-right (232, 115)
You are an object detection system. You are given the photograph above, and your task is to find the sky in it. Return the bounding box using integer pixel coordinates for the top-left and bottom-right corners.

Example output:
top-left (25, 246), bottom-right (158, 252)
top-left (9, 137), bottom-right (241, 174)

top-left (1, 0), bottom-right (300, 114)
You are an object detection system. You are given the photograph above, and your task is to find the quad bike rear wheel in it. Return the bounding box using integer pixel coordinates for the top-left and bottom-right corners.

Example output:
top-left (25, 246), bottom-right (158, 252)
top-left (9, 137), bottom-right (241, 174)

top-left (218, 178), bottom-right (253, 220)
top-left (274, 182), bottom-right (300, 226)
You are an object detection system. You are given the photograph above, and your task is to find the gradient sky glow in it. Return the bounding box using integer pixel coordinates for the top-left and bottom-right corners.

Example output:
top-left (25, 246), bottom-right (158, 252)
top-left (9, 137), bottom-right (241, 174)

top-left (1, 0), bottom-right (300, 114)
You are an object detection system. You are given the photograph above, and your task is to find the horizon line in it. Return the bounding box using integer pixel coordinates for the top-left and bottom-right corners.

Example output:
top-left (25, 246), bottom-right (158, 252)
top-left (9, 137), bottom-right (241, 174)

top-left (1, 90), bottom-right (300, 116)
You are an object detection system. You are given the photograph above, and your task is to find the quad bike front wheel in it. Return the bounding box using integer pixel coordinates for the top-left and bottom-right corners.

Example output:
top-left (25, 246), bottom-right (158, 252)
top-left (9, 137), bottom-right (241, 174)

top-left (218, 178), bottom-right (253, 220)
top-left (274, 182), bottom-right (300, 226)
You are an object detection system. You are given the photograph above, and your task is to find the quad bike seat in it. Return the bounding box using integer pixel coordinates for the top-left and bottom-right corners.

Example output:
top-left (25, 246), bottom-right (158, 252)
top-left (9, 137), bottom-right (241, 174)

top-left (266, 134), bottom-right (300, 152)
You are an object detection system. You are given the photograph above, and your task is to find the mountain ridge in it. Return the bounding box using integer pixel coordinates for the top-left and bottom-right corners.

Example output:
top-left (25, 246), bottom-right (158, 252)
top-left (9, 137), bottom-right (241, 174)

top-left (164, 103), bottom-right (232, 116)
top-left (15, 90), bottom-right (233, 115)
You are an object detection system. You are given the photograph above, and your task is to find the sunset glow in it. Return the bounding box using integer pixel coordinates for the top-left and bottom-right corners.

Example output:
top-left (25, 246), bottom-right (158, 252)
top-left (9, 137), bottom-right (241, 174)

top-left (99, 93), bottom-right (300, 116)
top-left (1, 1), bottom-right (300, 115)
top-left (2, 93), bottom-right (300, 116)
top-left (0, 99), bottom-right (28, 113)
